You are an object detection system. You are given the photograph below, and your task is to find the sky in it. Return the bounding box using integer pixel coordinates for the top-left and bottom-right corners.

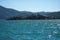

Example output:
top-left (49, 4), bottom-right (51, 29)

top-left (0, 0), bottom-right (60, 12)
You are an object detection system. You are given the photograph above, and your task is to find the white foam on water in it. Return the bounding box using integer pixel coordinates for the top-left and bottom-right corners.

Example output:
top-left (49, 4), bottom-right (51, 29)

top-left (53, 31), bottom-right (58, 35)
top-left (48, 35), bottom-right (52, 38)
top-left (57, 24), bottom-right (60, 26)
top-left (50, 23), bottom-right (53, 25)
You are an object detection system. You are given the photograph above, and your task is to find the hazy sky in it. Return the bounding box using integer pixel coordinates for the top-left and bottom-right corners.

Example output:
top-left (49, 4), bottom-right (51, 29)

top-left (0, 0), bottom-right (60, 12)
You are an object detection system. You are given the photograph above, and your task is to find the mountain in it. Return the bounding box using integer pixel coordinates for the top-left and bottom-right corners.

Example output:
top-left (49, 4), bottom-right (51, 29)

top-left (0, 6), bottom-right (49, 20)
top-left (0, 6), bottom-right (34, 19)
top-left (7, 14), bottom-right (49, 20)
top-left (46, 11), bottom-right (60, 19)
top-left (0, 6), bottom-right (10, 19)
top-left (0, 6), bottom-right (21, 19)
top-left (0, 6), bottom-right (60, 20)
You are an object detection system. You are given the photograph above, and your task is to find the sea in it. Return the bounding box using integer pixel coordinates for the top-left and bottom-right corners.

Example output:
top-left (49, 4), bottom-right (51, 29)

top-left (0, 20), bottom-right (60, 40)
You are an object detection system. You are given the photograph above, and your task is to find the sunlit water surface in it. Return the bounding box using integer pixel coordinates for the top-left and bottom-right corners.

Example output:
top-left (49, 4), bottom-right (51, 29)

top-left (0, 20), bottom-right (60, 40)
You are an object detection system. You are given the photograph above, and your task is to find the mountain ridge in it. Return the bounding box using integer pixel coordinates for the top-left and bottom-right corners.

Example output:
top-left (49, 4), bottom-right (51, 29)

top-left (0, 6), bottom-right (60, 20)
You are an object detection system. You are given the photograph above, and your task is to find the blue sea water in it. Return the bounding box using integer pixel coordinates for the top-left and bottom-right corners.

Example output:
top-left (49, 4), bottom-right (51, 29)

top-left (0, 20), bottom-right (60, 40)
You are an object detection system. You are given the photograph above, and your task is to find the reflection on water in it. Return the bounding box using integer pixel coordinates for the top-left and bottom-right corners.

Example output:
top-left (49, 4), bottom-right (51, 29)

top-left (0, 20), bottom-right (60, 40)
